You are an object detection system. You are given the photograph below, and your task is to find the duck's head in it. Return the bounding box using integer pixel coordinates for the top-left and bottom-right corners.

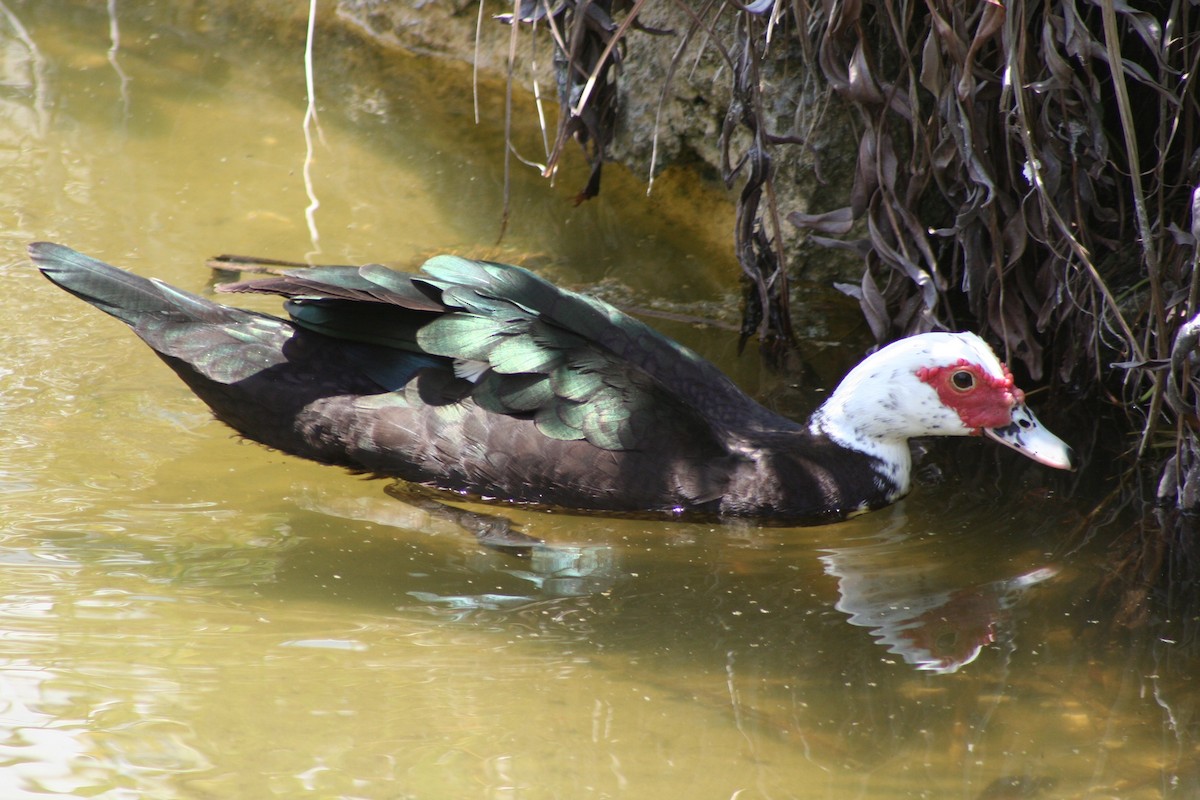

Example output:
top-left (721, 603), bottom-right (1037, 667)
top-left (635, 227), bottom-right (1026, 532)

top-left (812, 332), bottom-right (1075, 472)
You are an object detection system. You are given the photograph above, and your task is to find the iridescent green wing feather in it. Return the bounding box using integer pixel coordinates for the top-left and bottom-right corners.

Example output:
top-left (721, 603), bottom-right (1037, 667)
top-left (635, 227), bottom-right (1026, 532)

top-left (414, 255), bottom-right (753, 451)
top-left (416, 255), bottom-right (784, 433)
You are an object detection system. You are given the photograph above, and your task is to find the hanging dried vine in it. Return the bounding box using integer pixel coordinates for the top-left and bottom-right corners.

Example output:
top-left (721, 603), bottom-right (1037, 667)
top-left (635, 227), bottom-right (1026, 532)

top-left (501, 0), bottom-right (798, 355)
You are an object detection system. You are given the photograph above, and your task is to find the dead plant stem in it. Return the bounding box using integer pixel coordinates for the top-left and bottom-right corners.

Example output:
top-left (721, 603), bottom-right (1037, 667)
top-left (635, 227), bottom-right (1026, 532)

top-left (499, 0), bottom-right (522, 242)
top-left (1003, 3), bottom-right (1143, 364)
top-left (569, 0), bottom-right (651, 118)
top-left (302, 0), bottom-right (322, 258)
top-left (1100, 0), bottom-right (1163, 351)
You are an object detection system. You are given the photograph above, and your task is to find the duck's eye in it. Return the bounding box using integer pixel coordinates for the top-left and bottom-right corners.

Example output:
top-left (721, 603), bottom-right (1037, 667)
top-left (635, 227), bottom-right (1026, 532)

top-left (950, 369), bottom-right (975, 391)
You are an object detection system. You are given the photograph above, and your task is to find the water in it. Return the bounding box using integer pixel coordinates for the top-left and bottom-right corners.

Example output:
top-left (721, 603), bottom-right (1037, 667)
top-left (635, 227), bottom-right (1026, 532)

top-left (0, 2), bottom-right (1195, 798)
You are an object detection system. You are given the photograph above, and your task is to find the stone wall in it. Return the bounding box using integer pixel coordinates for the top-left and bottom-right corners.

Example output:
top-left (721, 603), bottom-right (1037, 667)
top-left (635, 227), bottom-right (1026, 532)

top-left (331, 1), bottom-right (859, 284)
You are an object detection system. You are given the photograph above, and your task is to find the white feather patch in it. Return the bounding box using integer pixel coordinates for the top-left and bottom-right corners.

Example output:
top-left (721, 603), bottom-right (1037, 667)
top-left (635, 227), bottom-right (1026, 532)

top-left (453, 359), bottom-right (490, 383)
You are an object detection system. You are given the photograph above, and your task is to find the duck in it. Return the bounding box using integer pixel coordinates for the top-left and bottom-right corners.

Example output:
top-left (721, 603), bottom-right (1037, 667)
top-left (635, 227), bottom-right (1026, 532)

top-left (29, 241), bottom-right (1074, 523)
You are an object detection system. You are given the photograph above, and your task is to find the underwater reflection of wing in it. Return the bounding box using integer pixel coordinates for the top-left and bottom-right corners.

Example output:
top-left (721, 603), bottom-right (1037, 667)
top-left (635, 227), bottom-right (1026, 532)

top-left (501, 544), bottom-right (619, 597)
top-left (820, 532), bottom-right (1059, 674)
top-left (294, 482), bottom-right (623, 598)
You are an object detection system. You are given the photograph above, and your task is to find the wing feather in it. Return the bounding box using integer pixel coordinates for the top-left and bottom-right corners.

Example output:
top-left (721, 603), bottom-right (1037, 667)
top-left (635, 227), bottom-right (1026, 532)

top-left (216, 253), bottom-right (788, 453)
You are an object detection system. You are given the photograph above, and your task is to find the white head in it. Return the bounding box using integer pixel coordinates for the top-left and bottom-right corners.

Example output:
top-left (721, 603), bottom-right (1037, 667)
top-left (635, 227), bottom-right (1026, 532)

top-left (810, 332), bottom-right (1074, 495)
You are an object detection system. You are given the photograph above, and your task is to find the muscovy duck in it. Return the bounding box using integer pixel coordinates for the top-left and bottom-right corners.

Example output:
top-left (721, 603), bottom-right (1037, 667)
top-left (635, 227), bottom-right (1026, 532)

top-left (30, 242), bottom-right (1074, 522)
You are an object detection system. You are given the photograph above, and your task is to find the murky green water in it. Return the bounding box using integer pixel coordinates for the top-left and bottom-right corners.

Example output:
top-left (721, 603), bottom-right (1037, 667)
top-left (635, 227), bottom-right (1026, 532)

top-left (1, 2), bottom-right (1196, 798)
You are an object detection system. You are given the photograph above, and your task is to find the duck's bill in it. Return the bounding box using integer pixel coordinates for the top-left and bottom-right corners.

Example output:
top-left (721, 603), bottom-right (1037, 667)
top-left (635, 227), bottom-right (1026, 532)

top-left (983, 403), bottom-right (1076, 470)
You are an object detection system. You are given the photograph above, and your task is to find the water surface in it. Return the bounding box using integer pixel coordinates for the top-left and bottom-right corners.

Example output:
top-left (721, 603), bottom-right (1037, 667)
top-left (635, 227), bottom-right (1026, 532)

top-left (0, 3), bottom-right (1194, 799)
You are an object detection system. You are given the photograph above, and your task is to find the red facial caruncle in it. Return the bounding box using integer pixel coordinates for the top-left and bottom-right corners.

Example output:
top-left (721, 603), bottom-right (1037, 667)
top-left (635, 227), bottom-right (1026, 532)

top-left (915, 358), bottom-right (1024, 432)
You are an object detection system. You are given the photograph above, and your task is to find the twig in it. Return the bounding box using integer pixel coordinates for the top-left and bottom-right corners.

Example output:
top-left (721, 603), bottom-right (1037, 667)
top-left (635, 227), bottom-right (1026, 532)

top-left (1003, 5), bottom-right (1143, 362)
top-left (498, 0), bottom-right (522, 243)
top-left (473, 0), bottom-right (485, 124)
top-left (650, 0), bottom-right (728, 194)
top-left (1101, 0), bottom-right (1162, 344)
top-left (302, 0), bottom-right (323, 258)
top-left (1100, 0), bottom-right (1165, 458)
top-left (528, 16), bottom-right (552, 163)
top-left (106, 0), bottom-right (131, 119)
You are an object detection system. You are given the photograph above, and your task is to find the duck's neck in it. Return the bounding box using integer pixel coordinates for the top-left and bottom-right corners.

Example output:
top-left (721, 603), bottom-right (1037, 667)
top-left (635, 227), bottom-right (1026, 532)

top-left (807, 380), bottom-right (917, 502)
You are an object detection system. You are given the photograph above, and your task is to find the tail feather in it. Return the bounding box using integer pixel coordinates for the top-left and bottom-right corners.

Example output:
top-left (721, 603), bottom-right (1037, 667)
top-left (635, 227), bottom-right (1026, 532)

top-left (29, 242), bottom-right (236, 327)
top-left (30, 241), bottom-right (303, 388)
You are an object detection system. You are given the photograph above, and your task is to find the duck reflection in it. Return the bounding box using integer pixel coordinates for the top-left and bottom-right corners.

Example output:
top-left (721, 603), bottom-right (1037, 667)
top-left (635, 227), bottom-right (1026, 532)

top-left (293, 480), bottom-right (1062, 674)
top-left (820, 523), bottom-right (1059, 674)
top-left (291, 481), bottom-right (625, 604)
top-left (504, 543), bottom-right (619, 597)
